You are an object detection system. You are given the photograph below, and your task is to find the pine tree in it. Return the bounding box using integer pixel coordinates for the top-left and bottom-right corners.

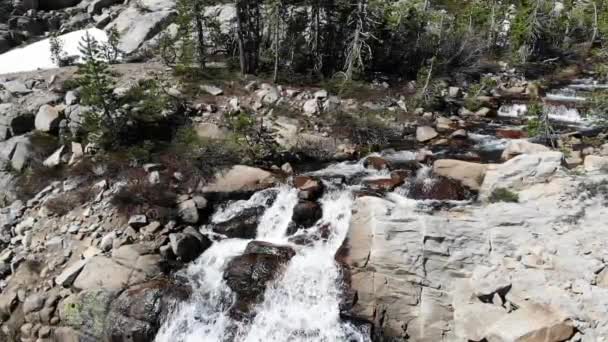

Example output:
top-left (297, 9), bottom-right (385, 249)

top-left (49, 33), bottom-right (67, 67)
top-left (76, 31), bottom-right (115, 146)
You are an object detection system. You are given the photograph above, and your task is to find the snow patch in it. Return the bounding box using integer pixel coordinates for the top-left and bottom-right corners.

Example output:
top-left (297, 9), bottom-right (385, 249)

top-left (0, 28), bottom-right (108, 75)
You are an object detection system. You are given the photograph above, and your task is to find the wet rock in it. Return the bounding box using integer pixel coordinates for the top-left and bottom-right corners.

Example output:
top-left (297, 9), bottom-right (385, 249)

top-left (212, 206), bottom-right (264, 239)
top-left (410, 176), bottom-right (469, 201)
top-left (244, 241), bottom-right (295, 260)
top-left (293, 176), bottom-right (324, 200)
top-left (169, 231), bottom-right (211, 262)
top-left (362, 176), bottom-right (404, 192)
top-left (363, 156), bottom-right (391, 171)
top-left (584, 155), bottom-right (608, 172)
top-left (106, 279), bottom-right (190, 342)
top-left (433, 159), bottom-right (487, 191)
top-left (501, 140), bottom-right (550, 161)
top-left (292, 201), bottom-right (322, 228)
top-left (224, 242), bottom-right (295, 316)
top-left (496, 129), bottom-right (526, 139)
top-left (416, 126), bottom-right (438, 142)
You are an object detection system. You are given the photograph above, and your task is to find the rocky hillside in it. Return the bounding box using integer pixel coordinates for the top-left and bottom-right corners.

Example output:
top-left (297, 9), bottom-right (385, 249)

top-left (0, 0), bottom-right (608, 341)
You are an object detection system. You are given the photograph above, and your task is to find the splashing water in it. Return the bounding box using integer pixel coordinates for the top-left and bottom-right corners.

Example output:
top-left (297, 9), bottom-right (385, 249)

top-left (156, 186), bottom-right (369, 342)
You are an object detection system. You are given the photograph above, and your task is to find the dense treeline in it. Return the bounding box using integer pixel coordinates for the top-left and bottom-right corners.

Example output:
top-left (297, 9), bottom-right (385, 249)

top-left (169, 0), bottom-right (608, 82)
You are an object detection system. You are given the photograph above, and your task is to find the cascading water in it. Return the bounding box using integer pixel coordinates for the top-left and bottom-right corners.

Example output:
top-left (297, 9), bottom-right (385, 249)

top-left (156, 182), bottom-right (370, 342)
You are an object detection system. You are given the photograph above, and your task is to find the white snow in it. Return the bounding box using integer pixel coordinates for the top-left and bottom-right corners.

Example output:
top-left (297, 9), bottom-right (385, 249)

top-left (0, 28), bottom-right (108, 75)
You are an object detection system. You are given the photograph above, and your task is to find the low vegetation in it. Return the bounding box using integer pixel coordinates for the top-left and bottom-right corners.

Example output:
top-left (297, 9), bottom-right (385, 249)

top-left (489, 188), bottom-right (520, 203)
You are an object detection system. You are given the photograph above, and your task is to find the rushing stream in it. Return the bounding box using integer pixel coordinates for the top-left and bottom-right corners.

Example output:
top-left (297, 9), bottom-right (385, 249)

top-left (155, 170), bottom-right (376, 342)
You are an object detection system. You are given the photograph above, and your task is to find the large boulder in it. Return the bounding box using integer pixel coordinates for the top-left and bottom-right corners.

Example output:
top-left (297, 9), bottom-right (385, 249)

top-left (211, 206), bottom-right (264, 239)
top-left (480, 152), bottom-right (564, 200)
top-left (584, 155), bottom-right (608, 173)
top-left (59, 280), bottom-right (189, 342)
top-left (501, 140), bottom-right (550, 160)
top-left (35, 104), bottom-right (63, 133)
top-left (433, 159), bottom-right (487, 191)
top-left (291, 200), bottom-right (322, 228)
top-left (106, 279), bottom-right (190, 342)
top-left (224, 241), bottom-right (295, 316)
top-left (0, 103), bottom-right (34, 140)
top-left (109, 7), bottom-right (175, 55)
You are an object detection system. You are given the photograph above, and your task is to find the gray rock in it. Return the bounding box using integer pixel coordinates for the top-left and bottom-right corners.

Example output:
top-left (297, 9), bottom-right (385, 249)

top-left (480, 152), bottom-right (564, 200)
top-left (10, 141), bottom-right (31, 171)
top-left (501, 140), bottom-right (550, 160)
top-left (109, 7), bottom-right (175, 55)
top-left (138, 0), bottom-right (176, 11)
top-left (303, 99), bottom-right (318, 115)
top-left (128, 215), bottom-right (148, 229)
top-left (416, 126), bottom-right (438, 142)
top-left (433, 159), bottom-right (487, 191)
top-left (55, 259), bottom-right (88, 287)
top-left (200, 84), bottom-right (223, 96)
top-left (22, 293), bottom-right (45, 314)
top-left (178, 199), bottom-right (198, 224)
top-left (64, 90), bottom-right (80, 106)
top-left (169, 232), bottom-right (211, 262)
top-left (35, 104), bottom-right (63, 132)
top-left (1, 80), bottom-right (31, 95)
top-left (43, 145), bottom-right (68, 167)
top-left (0, 103), bottom-right (34, 140)
top-left (87, 0), bottom-right (121, 15)
top-left (73, 256), bottom-right (147, 290)
top-left (584, 155), bottom-right (608, 173)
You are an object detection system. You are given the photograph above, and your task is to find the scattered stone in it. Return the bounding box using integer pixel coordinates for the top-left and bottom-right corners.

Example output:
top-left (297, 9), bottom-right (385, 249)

top-left (200, 85), bottom-right (223, 96)
top-left (128, 215), bottom-right (147, 229)
top-left (303, 99), bottom-right (319, 115)
top-left (416, 126), bottom-right (438, 142)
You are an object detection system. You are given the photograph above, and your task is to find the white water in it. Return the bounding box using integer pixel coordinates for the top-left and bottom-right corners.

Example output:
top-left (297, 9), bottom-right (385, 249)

top-left (0, 28), bottom-right (108, 75)
top-left (156, 185), bottom-right (369, 342)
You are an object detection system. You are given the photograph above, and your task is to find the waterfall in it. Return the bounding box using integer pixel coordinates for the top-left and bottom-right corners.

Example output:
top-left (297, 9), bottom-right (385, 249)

top-left (156, 185), bottom-right (369, 342)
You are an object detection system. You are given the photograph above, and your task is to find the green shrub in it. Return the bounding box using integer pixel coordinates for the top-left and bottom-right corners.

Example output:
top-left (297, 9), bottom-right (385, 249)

top-left (489, 188), bottom-right (519, 203)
